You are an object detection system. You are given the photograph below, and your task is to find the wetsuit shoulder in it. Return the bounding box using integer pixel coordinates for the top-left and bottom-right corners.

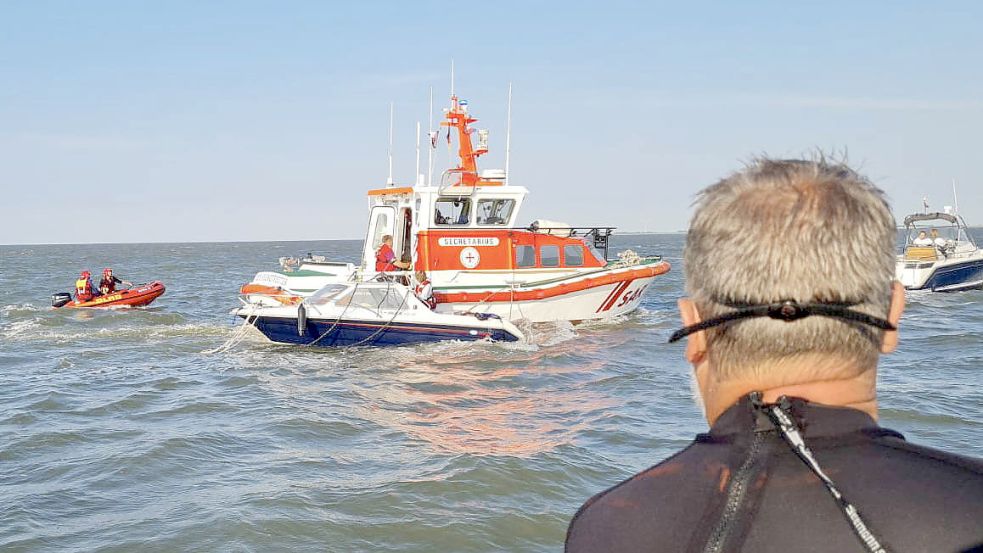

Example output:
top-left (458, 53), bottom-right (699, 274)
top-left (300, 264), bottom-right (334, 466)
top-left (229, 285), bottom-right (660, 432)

top-left (872, 432), bottom-right (983, 474)
top-left (742, 432), bottom-right (983, 553)
top-left (565, 441), bottom-right (720, 552)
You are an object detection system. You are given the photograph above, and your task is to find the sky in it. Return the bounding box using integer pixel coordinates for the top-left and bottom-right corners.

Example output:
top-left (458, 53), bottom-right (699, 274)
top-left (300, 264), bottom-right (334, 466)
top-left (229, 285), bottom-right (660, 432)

top-left (2, 1), bottom-right (982, 245)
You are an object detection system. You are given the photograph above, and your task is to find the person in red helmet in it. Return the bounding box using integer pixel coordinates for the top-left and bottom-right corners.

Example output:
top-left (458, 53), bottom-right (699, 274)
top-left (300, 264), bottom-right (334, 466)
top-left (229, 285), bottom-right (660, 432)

top-left (99, 268), bottom-right (132, 295)
top-left (75, 271), bottom-right (97, 302)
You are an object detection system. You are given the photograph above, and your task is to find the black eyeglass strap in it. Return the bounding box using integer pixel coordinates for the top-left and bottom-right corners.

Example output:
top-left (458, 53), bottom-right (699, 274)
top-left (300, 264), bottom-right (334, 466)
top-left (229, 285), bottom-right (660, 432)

top-left (668, 300), bottom-right (896, 343)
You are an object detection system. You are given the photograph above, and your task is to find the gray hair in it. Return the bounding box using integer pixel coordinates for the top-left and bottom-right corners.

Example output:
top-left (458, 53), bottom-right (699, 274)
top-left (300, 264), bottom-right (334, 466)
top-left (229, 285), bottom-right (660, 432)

top-left (685, 157), bottom-right (896, 380)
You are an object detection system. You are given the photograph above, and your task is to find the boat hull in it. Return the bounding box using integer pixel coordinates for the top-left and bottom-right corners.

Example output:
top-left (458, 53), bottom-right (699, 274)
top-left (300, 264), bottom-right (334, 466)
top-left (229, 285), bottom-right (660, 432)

top-left (896, 256), bottom-right (983, 292)
top-left (63, 281), bottom-right (166, 308)
top-left (433, 261), bottom-right (670, 323)
top-left (244, 315), bottom-right (519, 347)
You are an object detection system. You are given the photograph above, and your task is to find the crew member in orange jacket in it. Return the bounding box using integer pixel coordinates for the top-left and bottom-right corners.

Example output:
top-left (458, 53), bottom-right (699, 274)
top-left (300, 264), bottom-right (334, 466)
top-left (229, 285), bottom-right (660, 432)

top-left (375, 235), bottom-right (410, 273)
top-left (75, 271), bottom-right (97, 302)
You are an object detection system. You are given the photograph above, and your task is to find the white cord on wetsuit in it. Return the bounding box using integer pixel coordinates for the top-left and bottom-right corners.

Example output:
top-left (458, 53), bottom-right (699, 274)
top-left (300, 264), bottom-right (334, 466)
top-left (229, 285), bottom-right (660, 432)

top-left (766, 400), bottom-right (887, 553)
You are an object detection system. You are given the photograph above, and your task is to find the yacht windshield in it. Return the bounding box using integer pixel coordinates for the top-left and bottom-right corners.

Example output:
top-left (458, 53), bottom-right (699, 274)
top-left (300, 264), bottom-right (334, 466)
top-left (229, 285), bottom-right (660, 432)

top-left (345, 286), bottom-right (409, 312)
top-left (308, 284), bottom-right (348, 305)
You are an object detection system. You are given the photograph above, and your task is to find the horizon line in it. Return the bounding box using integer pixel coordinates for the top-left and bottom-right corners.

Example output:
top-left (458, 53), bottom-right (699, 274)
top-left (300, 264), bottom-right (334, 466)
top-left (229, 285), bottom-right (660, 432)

top-left (0, 230), bottom-right (688, 247)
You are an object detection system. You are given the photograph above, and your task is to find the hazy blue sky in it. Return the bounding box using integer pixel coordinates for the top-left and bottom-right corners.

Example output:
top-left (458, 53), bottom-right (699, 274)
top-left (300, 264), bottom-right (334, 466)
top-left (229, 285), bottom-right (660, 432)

top-left (2, 1), bottom-right (981, 244)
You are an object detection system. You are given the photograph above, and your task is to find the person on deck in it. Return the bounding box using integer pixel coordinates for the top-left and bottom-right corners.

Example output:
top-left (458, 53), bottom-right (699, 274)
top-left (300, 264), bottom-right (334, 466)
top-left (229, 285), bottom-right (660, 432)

top-left (912, 230), bottom-right (933, 246)
top-left (413, 270), bottom-right (436, 310)
top-left (99, 268), bottom-right (132, 295)
top-left (75, 271), bottom-right (97, 302)
top-left (930, 228), bottom-right (948, 249)
top-left (565, 158), bottom-right (983, 553)
top-left (375, 235), bottom-right (411, 273)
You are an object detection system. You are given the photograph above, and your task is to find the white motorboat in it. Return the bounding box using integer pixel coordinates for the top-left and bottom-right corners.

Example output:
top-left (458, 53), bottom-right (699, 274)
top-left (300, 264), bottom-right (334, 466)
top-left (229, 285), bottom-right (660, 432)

top-left (896, 211), bottom-right (983, 292)
top-left (236, 280), bottom-right (524, 347)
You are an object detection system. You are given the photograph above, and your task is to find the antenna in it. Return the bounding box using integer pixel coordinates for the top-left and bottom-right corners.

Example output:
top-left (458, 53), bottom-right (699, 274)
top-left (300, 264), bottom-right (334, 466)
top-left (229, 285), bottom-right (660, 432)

top-left (415, 121), bottom-right (421, 186)
top-left (505, 82), bottom-right (513, 185)
top-left (450, 59), bottom-right (455, 97)
top-left (386, 102), bottom-right (394, 186)
top-left (952, 178), bottom-right (960, 213)
top-left (427, 86), bottom-right (434, 186)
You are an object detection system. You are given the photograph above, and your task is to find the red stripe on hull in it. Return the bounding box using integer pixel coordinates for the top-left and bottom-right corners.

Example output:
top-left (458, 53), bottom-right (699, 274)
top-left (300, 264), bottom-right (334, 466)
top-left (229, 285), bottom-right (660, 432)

top-left (597, 280), bottom-right (633, 313)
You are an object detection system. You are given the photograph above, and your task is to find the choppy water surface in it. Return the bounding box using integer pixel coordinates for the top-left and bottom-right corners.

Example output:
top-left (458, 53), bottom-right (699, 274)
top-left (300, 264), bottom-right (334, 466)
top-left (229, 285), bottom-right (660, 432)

top-left (1, 234), bottom-right (981, 552)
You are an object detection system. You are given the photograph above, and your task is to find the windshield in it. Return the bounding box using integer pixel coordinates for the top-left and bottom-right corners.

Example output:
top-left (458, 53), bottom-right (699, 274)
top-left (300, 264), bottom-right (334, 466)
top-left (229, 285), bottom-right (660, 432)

top-left (307, 284), bottom-right (348, 305)
top-left (338, 286), bottom-right (409, 312)
top-left (435, 198), bottom-right (471, 226)
top-left (907, 223), bottom-right (965, 245)
top-left (476, 199), bottom-right (515, 226)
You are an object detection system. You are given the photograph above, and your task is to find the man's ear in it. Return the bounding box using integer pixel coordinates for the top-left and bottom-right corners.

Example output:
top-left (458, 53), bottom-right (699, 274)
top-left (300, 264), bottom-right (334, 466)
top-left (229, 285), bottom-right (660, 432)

top-left (880, 281), bottom-right (906, 354)
top-left (677, 298), bottom-right (707, 364)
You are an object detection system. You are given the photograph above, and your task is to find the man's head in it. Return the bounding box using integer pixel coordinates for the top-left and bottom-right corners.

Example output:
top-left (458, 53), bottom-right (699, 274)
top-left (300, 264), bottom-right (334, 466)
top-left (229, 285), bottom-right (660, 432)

top-left (918, 231), bottom-right (928, 239)
top-left (678, 157), bottom-right (905, 419)
top-left (930, 228), bottom-right (939, 238)
top-left (381, 234), bottom-right (393, 246)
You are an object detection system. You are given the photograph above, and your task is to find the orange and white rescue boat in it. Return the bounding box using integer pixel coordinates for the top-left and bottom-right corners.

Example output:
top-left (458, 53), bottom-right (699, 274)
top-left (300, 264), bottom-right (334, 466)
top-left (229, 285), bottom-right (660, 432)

top-left (239, 91), bottom-right (669, 323)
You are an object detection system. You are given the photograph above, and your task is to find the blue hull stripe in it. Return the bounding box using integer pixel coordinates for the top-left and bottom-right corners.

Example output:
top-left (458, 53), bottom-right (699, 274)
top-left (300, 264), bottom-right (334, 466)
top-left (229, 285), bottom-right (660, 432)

top-left (913, 259), bottom-right (983, 292)
top-left (244, 316), bottom-right (519, 347)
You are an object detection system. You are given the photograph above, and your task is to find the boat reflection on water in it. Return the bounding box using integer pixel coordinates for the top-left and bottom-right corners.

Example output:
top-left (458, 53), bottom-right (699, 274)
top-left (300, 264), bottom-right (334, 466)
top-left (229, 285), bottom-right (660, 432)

top-left (233, 325), bottom-right (634, 458)
top-left (359, 353), bottom-right (615, 457)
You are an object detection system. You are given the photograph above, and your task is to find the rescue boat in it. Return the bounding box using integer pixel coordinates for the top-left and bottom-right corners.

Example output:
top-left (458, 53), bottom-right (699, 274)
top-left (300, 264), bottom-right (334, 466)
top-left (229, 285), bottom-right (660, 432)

top-left (52, 281), bottom-right (166, 309)
top-left (239, 89), bottom-right (670, 323)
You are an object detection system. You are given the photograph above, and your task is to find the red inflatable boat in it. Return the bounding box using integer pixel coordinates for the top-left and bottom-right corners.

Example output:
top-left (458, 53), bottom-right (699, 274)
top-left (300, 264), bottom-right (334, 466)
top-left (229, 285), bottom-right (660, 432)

top-left (53, 281), bottom-right (166, 309)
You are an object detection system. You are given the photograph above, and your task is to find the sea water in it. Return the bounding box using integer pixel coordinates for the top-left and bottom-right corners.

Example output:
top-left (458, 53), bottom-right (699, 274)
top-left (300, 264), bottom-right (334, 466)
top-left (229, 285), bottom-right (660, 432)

top-left (1, 234), bottom-right (980, 551)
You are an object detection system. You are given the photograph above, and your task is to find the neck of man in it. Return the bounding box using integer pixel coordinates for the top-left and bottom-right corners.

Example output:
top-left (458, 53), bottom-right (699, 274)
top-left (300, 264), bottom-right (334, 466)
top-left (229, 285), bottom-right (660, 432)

top-left (700, 354), bottom-right (879, 425)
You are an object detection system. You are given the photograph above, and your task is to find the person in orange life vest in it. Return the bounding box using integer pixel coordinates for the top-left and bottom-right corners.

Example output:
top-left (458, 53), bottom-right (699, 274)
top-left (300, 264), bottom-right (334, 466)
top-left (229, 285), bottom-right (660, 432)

top-left (375, 235), bottom-right (411, 273)
top-left (99, 268), bottom-right (132, 295)
top-left (75, 271), bottom-right (97, 302)
top-left (414, 270), bottom-right (436, 310)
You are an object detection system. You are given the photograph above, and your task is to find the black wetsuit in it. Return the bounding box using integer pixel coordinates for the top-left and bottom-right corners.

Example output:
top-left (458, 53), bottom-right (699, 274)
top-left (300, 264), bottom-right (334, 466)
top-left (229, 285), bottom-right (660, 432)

top-left (566, 396), bottom-right (983, 553)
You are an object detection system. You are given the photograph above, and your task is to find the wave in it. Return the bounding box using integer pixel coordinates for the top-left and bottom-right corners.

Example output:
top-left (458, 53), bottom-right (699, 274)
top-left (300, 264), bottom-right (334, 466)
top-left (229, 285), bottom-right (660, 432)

top-left (2, 321), bottom-right (235, 344)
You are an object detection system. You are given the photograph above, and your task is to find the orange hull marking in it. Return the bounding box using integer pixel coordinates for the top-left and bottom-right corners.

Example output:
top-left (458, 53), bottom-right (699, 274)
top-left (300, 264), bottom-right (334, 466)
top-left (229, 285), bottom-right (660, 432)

top-left (434, 262), bottom-right (670, 304)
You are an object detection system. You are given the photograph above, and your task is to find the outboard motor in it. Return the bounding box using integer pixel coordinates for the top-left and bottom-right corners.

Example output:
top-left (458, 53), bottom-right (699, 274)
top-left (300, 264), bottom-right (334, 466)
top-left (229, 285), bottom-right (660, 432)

top-left (51, 292), bottom-right (73, 308)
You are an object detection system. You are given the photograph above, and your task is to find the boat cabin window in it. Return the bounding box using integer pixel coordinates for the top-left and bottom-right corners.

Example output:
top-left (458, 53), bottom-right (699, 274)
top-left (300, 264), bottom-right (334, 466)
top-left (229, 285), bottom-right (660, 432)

top-left (435, 198), bottom-right (471, 226)
top-left (515, 245), bottom-right (535, 268)
top-left (371, 212), bottom-right (390, 248)
top-left (564, 245), bottom-right (584, 266)
top-left (541, 245), bottom-right (560, 267)
top-left (476, 199), bottom-right (515, 226)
